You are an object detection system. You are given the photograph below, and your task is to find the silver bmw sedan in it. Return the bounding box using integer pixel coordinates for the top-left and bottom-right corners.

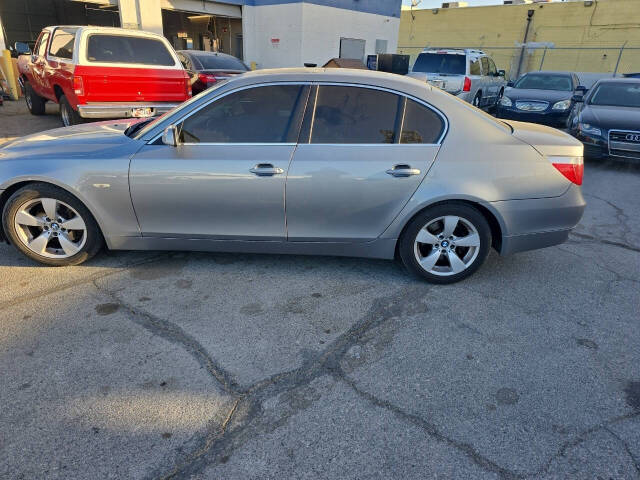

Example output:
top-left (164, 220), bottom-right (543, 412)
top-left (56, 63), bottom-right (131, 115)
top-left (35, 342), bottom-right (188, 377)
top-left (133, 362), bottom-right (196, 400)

top-left (0, 68), bottom-right (585, 284)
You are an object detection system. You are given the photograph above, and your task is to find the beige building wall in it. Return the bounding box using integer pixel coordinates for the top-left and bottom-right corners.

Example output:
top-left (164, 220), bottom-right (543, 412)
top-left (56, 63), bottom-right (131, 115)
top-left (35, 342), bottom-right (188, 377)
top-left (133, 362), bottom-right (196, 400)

top-left (398, 0), bottom-right (640, 78)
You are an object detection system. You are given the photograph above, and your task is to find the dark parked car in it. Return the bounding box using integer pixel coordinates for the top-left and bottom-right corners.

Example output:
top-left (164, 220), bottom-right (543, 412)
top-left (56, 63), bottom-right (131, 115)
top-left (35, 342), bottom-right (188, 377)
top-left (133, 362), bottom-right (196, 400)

top-left (177, 50), bottom-right (248, 95)
top-left (496, 71), bottom-right (585, 128)
top-left (568, 78), bottom-right (640, 161)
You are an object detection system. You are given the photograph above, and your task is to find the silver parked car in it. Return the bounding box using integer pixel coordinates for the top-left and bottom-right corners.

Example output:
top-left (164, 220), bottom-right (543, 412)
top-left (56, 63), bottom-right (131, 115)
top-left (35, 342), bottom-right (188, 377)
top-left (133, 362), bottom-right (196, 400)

top-left (408, 48), bottom-right (507, 108)
top-left (0, 68), bottom-right (585, 283)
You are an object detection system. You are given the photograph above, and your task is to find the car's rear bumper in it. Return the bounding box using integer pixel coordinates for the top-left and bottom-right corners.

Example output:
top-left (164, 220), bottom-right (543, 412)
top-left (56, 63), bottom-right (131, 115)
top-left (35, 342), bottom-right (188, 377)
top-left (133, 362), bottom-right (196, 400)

top-left (496, 107), bottom-right (570, 128)
top-left (493, 184), bottom-right (586, 255)
top-left (77, 102), bottom-right (180, 119)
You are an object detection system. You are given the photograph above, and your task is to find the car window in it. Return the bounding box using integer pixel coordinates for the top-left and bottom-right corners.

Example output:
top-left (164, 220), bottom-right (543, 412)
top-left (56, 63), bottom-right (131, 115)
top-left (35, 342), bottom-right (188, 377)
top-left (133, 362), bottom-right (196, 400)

top-left (589, 82), bottom-right (640, 108)
top-left (36, 32), bottom-right (50, 56)
top-left (480, 57), bottom-right (489, 76)
top-left (400, 99), bottom-right (444, 144)
top-left (412, 53), bottom-right (466, 75)
top-left (310, 86), bottom-right (401, 144)
top-left (179, 84), bottom-right (307, 143)
top-left (513, 74), bottom-right (573, 91)
top-left (487, 58), bottom-right (497, 75)
top-left (49, 28), bottom-right (77, 59)
top-left (177, 52), bottom-right (191, 70)
top-left (190, 53), bottom-right (248, 71)
top-left (87, 35), bottom-right (175, 66)
top-left (469, 59), bottom-right (481, 76)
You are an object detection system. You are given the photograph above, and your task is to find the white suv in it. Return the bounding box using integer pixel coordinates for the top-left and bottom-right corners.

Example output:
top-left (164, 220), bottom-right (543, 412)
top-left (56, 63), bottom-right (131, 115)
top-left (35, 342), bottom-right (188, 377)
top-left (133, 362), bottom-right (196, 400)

top-left (408, 48), bottom-right (506, 108)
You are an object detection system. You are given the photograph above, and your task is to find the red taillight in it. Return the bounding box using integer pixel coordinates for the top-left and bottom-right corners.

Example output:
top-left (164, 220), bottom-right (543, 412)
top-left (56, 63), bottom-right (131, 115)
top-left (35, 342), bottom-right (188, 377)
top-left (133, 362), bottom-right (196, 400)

top-left (551, 157), bottom-right (584, 185)
top-left (73, 76), bottom-right (84, 97)
top-left (463, 76), bottom-right (471, 92)
top-left (198, 73), bottom-right (218, 84)
top-left (185, 76), bottom-right (192, 97)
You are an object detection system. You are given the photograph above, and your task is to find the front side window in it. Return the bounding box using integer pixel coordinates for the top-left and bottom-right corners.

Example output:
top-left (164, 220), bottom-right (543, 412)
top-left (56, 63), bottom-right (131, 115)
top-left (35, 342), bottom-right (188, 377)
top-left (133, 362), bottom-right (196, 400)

top-left (179, 84), bottom-right (307, 143)
top-left (487, 58), bottom-right (497, 75)
top-left (480, 57), bottom-right (490, 76)
top-left (310, 86), bottom-right (401, 144)
top-left (49, 28), bottom-right (77, 59)
top-left (36, 32), bottom-right (50, 56)
top-left (400, 100), bottom-right (445, 144)
top-left (87, 35), bottom-right (175, 66)
top-left (469, 59), bottom-right (481, 76)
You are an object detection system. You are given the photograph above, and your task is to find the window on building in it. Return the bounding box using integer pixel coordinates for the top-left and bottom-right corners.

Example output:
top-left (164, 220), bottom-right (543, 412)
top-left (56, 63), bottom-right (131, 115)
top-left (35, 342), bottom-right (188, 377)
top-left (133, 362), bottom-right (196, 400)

top-left (87, 35), bottom-right (175, 66)
top-left (179, 85), bottom-right (307, 143)
top-left (49, 28), bottom-right (78, 60)
top-left (310, 86), bottom-right (402, 144)
top-left (400, 99), bottom-right (445, 144)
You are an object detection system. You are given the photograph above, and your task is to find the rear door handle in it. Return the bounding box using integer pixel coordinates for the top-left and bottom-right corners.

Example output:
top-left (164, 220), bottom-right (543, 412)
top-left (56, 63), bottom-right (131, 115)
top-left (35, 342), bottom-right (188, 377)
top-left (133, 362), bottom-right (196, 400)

top-left (250, 163), bottom-right (284, 176)
top-left (386, 164), bottom-right (421, 177)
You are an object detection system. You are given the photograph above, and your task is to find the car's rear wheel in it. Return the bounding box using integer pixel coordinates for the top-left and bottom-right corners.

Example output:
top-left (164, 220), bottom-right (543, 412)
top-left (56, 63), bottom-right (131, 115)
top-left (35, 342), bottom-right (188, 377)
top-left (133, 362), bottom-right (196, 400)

top-left (399, 203), bottom-right (491, 284)
top-left (59, 95), bottom-right (84, 127)
top-left (25, 82), bottom-right (46, 115)
top-left (2, 183), bottom-right (103, 266)
top-left (472, 92), bottom-right (482, 108)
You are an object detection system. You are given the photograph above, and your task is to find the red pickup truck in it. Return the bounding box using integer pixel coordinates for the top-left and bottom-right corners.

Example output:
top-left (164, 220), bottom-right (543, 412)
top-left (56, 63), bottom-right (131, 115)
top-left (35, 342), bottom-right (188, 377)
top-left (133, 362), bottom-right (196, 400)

top-left (18, 26), bottom-right (191, 126)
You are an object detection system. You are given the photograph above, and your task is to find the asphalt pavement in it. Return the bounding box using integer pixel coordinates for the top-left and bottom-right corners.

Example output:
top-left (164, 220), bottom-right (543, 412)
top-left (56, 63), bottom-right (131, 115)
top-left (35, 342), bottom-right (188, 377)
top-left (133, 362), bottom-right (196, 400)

top-left (1, 99), bottom-right (639, 479)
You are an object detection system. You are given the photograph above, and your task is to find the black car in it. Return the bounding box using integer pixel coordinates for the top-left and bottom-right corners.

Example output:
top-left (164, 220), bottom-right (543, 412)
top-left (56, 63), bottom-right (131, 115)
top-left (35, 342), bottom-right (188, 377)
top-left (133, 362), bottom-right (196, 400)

top-left (177, 50), bottom-right (249, 95)
top-left (496, 71), bottom-right (586, 128)
top-left (569, 78), bottom-right (640, 161)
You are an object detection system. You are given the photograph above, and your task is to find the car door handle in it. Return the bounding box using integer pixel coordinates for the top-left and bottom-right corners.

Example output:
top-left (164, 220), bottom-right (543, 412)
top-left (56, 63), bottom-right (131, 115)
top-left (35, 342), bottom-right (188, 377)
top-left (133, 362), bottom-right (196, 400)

top-left (250, 163), bottom-right (284, 176)
top-left (386, 164), bottom-right (421, 177)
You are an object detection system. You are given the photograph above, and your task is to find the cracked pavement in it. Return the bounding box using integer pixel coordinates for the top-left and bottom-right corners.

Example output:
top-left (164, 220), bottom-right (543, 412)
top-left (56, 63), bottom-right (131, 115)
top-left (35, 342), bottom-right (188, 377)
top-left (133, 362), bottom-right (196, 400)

top-left (1, 104), bottom-right (639, 479)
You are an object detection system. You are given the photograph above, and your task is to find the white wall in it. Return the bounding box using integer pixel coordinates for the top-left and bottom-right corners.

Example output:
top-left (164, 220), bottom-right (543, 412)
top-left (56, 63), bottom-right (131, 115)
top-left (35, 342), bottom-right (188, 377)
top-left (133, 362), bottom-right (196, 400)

top-left (243, 3), bottom-right (400, 69)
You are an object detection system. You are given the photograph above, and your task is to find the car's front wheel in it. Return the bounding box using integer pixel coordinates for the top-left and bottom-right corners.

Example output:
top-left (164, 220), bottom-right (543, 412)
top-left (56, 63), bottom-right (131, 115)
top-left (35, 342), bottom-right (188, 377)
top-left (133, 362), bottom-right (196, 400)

top-left (399, 203), bottom-right (491, 284)
top-left (2, 183), bottom-right (103, 266)
top-left (25, 82), bottom-right (46, 115)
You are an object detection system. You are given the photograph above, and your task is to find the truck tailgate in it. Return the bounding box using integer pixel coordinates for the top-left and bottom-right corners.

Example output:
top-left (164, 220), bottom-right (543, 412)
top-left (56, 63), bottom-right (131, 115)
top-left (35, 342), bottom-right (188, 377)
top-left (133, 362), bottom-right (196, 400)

top-left (74, 65), bottom-right (189, 103)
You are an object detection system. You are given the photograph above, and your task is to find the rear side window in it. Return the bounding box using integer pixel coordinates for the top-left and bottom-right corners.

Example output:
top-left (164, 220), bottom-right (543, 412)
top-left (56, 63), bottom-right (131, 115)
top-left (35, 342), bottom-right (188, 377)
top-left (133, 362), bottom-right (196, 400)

top-left (310, 86), bottom-right (401, 144)
top-left (412, 53), bottom-right (466, 75)
top-left (179, 85), bottom-right (307, 143)
top-left (49, 28), bottom-right (77, 59)
top-left (400, 100), bottom-right (445, 144)
top-left (87, 35), bottom-right (175, 66)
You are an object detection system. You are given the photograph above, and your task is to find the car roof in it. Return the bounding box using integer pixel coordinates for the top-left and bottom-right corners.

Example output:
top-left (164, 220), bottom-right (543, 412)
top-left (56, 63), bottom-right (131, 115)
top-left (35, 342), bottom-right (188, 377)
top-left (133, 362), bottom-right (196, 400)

top-left (523, 71), bottom-right (574, 76)
top-left (593, 77), bottom-right (640, 84)
top-left (43, 25), bottom-right (167, 40)
top-left (178, 50), bottom-right (238, 60)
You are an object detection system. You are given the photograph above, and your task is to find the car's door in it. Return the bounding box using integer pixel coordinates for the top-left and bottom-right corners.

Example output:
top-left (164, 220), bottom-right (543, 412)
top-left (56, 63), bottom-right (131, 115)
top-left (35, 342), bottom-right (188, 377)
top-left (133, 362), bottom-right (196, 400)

top-left (479, 56), bottom-right (495, 104)
top-left (129, 83), bottom-right (309, 239)
top-left (31, 31), bottom-right (51, 99)
top-left (286, 84), bottom-right (446, 242)
top-left (486, 57), bottom-right (501, 101)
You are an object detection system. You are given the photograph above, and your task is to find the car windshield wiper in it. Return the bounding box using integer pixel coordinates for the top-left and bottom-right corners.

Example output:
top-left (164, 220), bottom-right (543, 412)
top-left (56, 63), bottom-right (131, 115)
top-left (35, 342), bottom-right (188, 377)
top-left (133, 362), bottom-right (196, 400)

top-left (124, 119), bottom-right (153, 138)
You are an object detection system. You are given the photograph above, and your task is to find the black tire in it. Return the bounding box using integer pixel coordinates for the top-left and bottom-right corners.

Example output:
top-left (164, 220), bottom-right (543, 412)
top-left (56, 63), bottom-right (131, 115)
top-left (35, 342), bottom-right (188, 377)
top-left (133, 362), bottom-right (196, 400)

top-left (399, 203), bottom-right (491, 284)
top-left (2, 183), bottom-right (103, 266)
top-left (472, 92), bottom-right (482, 108)
top-left (25, 82), bottom-right (46, 115)
top-left (59, 95), bottom-right (84, 127)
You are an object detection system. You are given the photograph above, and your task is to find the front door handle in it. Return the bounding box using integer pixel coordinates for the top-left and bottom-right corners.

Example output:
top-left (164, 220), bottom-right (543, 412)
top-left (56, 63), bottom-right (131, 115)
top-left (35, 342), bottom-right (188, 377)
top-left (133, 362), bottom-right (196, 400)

top-left (250, 163), bottom-right (284, 176)
top-left (386, 164), bottom-right (421, 177)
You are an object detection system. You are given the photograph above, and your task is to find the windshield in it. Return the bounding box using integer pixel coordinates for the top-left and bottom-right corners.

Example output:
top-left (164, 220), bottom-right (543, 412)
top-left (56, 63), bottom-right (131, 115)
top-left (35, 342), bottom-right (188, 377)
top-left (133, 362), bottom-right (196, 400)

top-left (513, 74), bottom-right (573, 91)
top-left (589, 82), bottom-right (640, 107)
top-left (191, 53), bottom-right (248, 71)
top-left (412, 53), bottom-right (466, 75)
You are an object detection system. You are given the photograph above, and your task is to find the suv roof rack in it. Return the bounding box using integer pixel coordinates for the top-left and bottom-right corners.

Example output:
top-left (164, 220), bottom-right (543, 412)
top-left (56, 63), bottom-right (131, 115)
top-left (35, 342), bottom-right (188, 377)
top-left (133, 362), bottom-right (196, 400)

top-left (421, 47), bottom-right (486, 55)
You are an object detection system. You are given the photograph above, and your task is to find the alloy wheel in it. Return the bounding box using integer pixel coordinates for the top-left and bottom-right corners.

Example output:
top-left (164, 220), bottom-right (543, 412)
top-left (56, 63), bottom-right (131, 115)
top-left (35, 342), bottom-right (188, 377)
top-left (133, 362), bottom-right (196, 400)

top-left (61, 104), bottom-right (71, 127)
top-left (413, 215), bottom-right (480, 276)
top-left (13, 197), bottom-right (87, 259)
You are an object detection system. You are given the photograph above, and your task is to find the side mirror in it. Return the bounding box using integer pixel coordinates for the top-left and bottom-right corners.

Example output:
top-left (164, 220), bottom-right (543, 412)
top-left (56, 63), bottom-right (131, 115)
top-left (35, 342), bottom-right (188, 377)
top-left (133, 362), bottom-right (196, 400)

top-left (507, 81), bottom-right (514, 87)
top-left (162, 126), bottom-right (179, 146)
top-left (14, 41), bottom-right (31, 56)
top-left (497, 69), bottom-right (506, 77)
top-left (572, 95), bottom-right (584, 103)
top-left (575, 85), bottom-right (587, 93)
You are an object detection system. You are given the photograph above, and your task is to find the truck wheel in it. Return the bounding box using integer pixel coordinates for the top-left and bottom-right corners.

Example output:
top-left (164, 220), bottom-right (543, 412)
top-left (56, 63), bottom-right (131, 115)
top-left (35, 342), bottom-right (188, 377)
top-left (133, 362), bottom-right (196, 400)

top-left (25, 83), bottom-right (46, 115)
top-left (59, 95), bottom-right (84, 127)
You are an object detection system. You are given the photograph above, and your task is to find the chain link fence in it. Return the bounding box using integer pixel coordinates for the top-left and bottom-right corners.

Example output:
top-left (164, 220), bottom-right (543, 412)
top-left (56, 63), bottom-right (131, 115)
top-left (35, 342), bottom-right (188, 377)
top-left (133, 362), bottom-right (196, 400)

top-left (397, 44), bottom-right (640, 83)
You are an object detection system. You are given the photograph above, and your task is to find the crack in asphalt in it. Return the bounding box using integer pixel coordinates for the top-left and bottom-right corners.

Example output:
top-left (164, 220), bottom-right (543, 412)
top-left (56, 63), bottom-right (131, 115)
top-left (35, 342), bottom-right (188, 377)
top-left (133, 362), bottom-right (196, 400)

top-left (604, 426), bottom-right (640, 477)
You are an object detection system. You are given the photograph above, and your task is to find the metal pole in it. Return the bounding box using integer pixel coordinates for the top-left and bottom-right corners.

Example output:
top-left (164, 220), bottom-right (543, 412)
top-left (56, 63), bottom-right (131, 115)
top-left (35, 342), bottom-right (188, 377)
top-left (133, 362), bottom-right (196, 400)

top-left (539, 46), bottom-right (547, 71)
top-left (515, 10), bottom-right (535, 80)
top-left (613, 41), bottom-right (627, 77)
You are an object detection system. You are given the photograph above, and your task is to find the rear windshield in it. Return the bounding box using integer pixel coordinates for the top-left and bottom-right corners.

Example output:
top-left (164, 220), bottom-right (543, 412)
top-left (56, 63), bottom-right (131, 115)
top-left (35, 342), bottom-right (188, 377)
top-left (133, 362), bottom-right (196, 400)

top-left (514, 74), bottom-right (573, 91)
top-left (87, 34), bottom-right (175, 66)
top-left (191, 53), bottom-right (248, 71)
top-left (589, 82), bottom-right (640, 107)
top-left (412, 53), bottom-right (466, 75)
